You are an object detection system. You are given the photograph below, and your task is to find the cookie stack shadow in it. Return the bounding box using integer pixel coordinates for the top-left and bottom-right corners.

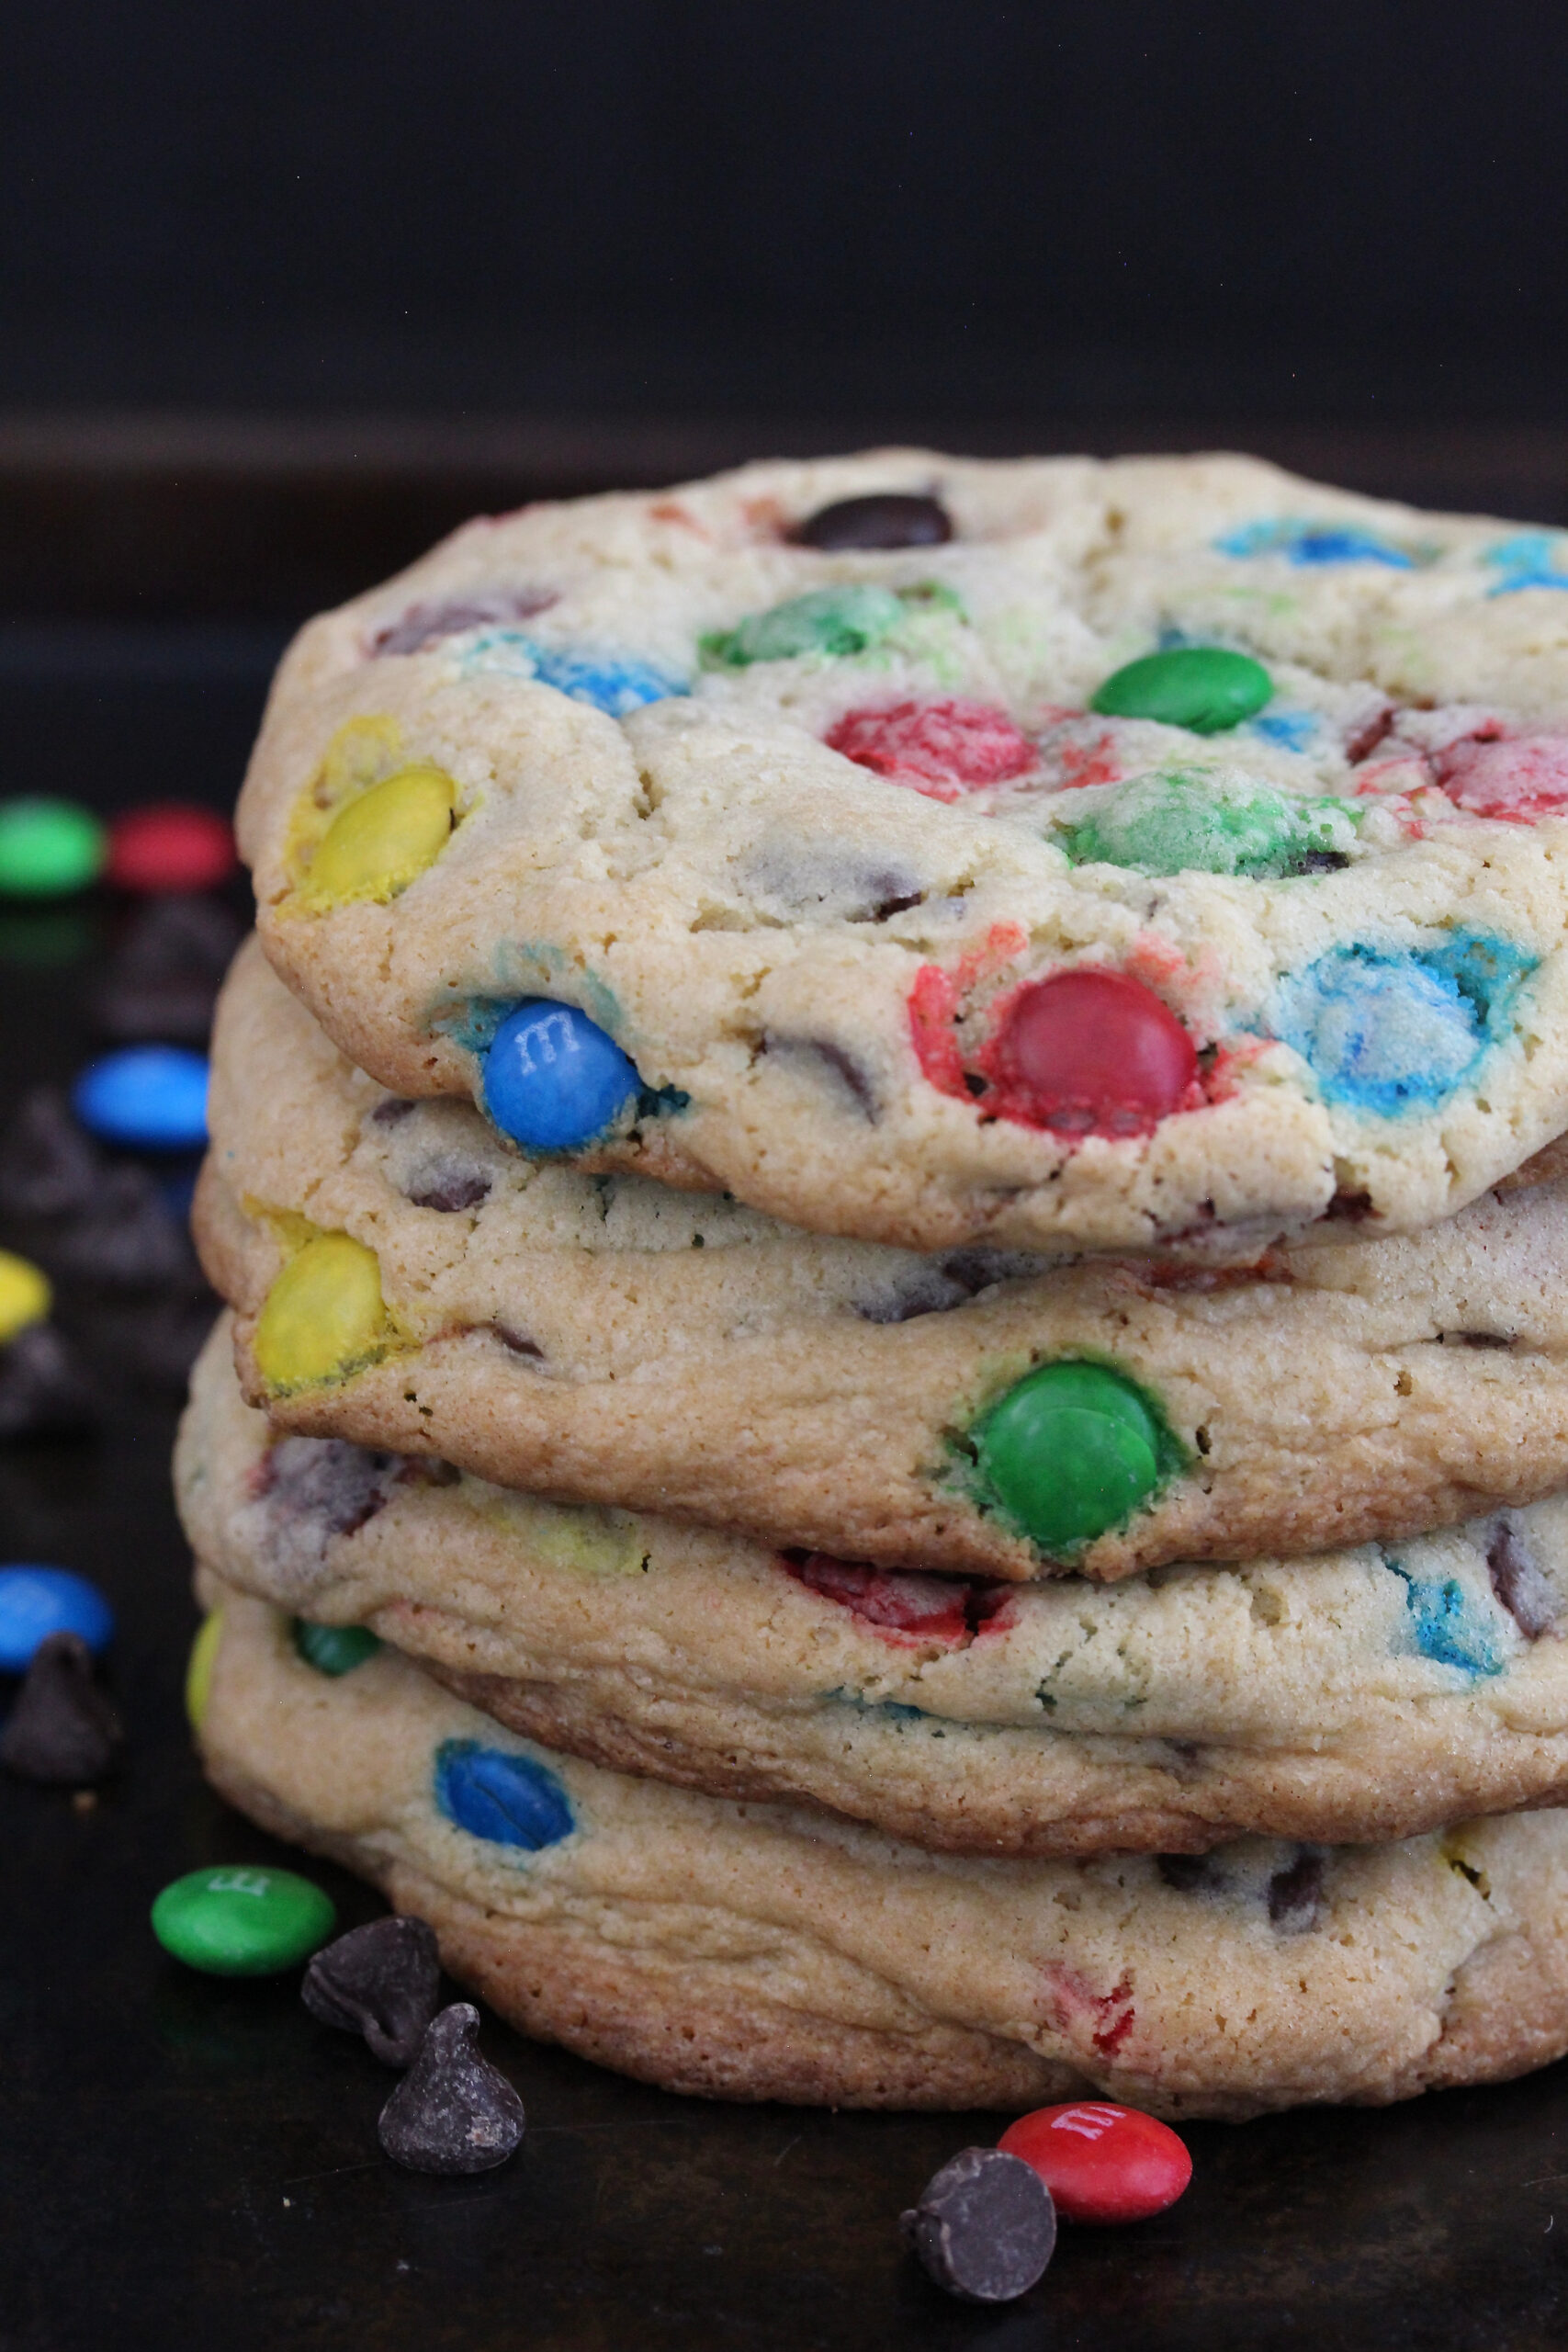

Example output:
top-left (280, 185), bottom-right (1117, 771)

top-left (175, 450), bottom-right (1568, 2120)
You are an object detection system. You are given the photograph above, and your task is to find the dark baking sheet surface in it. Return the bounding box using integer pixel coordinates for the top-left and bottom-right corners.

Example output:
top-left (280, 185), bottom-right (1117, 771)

top-left (2, 660), bottom-right (1568, 2352)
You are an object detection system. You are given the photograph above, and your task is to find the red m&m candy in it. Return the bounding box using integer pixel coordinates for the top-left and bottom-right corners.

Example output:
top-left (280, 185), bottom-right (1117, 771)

top-left (825, 699), bottom-right (1035, 801)
top-left (998, 2101), bottom-right (1191, 2224)
top-left (107, 804), bottom-right (236, 894)
top-left (983, 967), bottom-right (1197, 1136)
top-left (1432, 735), bottom-right (1568, 822)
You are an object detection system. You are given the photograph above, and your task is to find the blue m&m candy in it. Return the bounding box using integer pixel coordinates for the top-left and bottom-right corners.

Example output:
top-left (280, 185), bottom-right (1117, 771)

top-left (434, 1739), bottom-right (575, 1849)
top-left (482, 1000), bottom-right (639, 1151)
top-left (73, 1046), bottom-right (209, 1150)
top-left (0, 1566), bottom-right (113, 1672)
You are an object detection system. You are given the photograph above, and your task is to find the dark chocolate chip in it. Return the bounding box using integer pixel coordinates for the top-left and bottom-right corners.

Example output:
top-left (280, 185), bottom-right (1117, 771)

top-left (371, 591), bottom-right (558, 658)
top-left (1326, 1189), bottom-right (1374, 1222)
top-left (378, 2003), bottom-right (525, 2173)
top-left (258, 1435), bottom-right (401, 1543)
top-left (49, 1164), bottom-right (196, 1288)
top-left (302, 1917), bottom-right (442, 2066)
top-left (491, 1324), bottom-right (545, 1360)
top-left (92, 895), bottom-right (243, 1045)
top-left (858, 1267), bottom-right (973, 1323)
top-left (1488, 1516), bottom-right (1560, 1638)
top-left (1156, 1852), bottom-right (1221, 1894)
top-left (371, 1097), bottom-right (418, 1127)
top-left (0, 1088), bottom-right (99, 1217)
top-left (1441, 1329), bottom-right (1513, 1349)
top-left (122, 1293), bottom-right (220, 1390)
top-left (940, 1249), bottom-right (1059, 1295)
top-left (405, 1161), bottom-right (491, 1212)
top-left (779, 1038), bottom-right (878, 1121)
top-left (0, 1632), bottom-right (122, 1785)
top-left (1290, 850), bottom-right (1351, 875)
top-left (0, 1324), bottom-right (100, 1439)
top-left (899, 2148), bottom-right (1055, 2304)
top-left (791, 493), bottom-right (953, 551)
top-left (1345, 705), bottom-right (1398, 763)
top-left (1267, 1848), bottom-right (1326, 1934)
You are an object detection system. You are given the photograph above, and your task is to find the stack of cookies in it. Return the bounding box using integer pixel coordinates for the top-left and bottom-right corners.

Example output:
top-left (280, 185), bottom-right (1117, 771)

top-left (177, 451), bottom-right (1568, 2120)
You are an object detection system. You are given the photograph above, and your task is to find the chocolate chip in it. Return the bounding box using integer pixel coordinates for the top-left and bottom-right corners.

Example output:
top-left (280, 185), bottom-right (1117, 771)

top-left (858, 1266), bottom-right (973, 1323)
top-left (0, 1632), bottom-right (121, 1784)
top-left (1441, 1329), bottom-right (1513, 1349)
top-left (1156, 1852), bottom-right (1220, 1894)
top-left (302, 1917), bottom-right (442, 2066)
top-left (1345, 705), bottom-right (1398, 763)
top-left (1326, 1188), bottom-right (1374, 1222)
top-left (1267, 1848), bottom-right (1326, 1934)
top-left (92, 895), bottom-right (243, 1045)
top-left (49, 1164), bottom-right (196, 1289)
top-left (490, 1324), bottom-right (545, 1359)
top-left (1291, 850), bottom-right (1351, 875)
top-left (764, 1037), bottom-right (879, 1121)
top-left (371, 591), bottom-right (558, 658)
top-left (378, 2003), bottom-right (525, 2173)
top-left (405, 1160), bottom-right (491, 1212)
top-left (899, 2148), bottom-right (1055, 2304)
top-left (257, 1436), bottom-right (401, 1544)
top-left (790, 493), bottom-right (953, 551)
top-left (0, 1088), bottom-right (99, 1217)
top-left (371, 1097), bottom-right (418, 1126)
top-left (1488, 1516), bottom-right (1560, 1638)
top-left (0, 1324), bottom-right (100, 1439)
top-left (122, 1293), bottom-right (220, 1390)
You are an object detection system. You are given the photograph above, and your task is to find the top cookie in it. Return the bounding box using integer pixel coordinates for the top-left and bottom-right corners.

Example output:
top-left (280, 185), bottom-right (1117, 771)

top-left (240, 449), bottom-right (1568, 1254)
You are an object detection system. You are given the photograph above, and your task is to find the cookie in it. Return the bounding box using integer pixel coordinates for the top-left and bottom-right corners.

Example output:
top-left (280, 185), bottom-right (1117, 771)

top-left (237, 449), bottom-right (1568, 1258)
top-left (180, 1318), bottom-right (1568, 1856)
top-left (197, 939), bottom-right (1568, 1581)
top-left (195, 1584), bottom-right (1568, 2118)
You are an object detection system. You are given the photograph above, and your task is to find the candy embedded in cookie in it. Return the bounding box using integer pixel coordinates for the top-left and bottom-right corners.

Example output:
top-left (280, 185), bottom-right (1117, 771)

top-left (1058, 770), bottom-right (1358, 879)
top-left (967, 1362), bottom-right (1181, 1555)
top-left (788, 492), bottom-right (953, 549)
top-left (253, 1232), bottom-right (400, 1393)
top-left (1433, 735), bottom-right (1568, 821)
top-left (185, 1610), bottom-right (223, 1730)
top-left (701, 583), bottom-right (908, 668)
top-left (457, 636), bottom-right (685, 716)
top-left (482, 1000), bottom-right (641, 1152)
top-left (292, 1619), bottom-right (383, 1676)
top-left (826, 699), bottom-right (1036, 801)
top-left (979, 969), bottom-right (1199, 1137)
top-left (298, 763), bottom-right (457, 910)
top-left (1090, 648), bottom-right (1272, 735)
top-left (434, 1739), bottom-right (575, 1850)
top-left (1272, 934), bottom-right (1537, 1116)
top-left (1214, 518), bottom-right (1417, 569)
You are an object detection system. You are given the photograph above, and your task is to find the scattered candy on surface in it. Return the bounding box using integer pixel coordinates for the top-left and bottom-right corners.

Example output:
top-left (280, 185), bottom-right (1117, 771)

top-left (982, 967), bottom-right (1198, 1136)
top-left (789, 492), bottom-right (953, 550)
top-left (49, 1161), bottom-right (194, 1289)
top-left (0, 1630), bottom-right (122, 1785)
top-left (0, 1249), bottom-right (51, 1345)
top-left (899, 2147), bottom-right (1056, 2303)
top-left (106, 804), bottom-right (236, 894)
top-left (702, 583), bottom-right (907, 668)
top-left (460, 634), bottom-right (685, 715)
top-left (302, 1917), bottom-right (443, 2066)
top-left (1272, 935), bottom-right (1534, 1116)
top-left (0, 1566), bottom-right (112, 1673)
top-left (1090, 647), bottom-right (1273, 734)
top-left (998, 2102), bottom-right (1192, 2224)
top-left (0, 1086), bottom-right (99, 1216)
top-left (185, 1611), bottom-right (223, 1731)
top-left (1062, 769), bottom-right (1356, 878)
top-left (0, 1324), bottom-right (100, 1440)
top-left (253, 1232), bottom-right (397, 1392)
top-left (433, 1738), bottom-right (575, 1850)
top-left (378, 2002), bottom-right (525, 2173)
top-left (72, 1046), bottom-right (209, 1151)
top-left (825, 699), bottom-right (1035, 800)
top-left (292, 1618), bottom-right (383, 1676)
top-left (95, 893), bottom-right (243, 1043)
top-left (482, 999), bottom-right (640, 1152)
top-left (0, 798), bottom-right (107, 899)
top-left (300, 764), bottom-right (457, 910)
top-left (973, 1362), bottom-right (1173, 1553)
top-left (151, 1864), bottom-right (336, 1977)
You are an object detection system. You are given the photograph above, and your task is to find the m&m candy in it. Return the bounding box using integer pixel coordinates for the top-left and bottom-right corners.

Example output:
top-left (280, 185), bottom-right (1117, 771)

top-left (973, 1362), bottom-right (1173, 1553)
top-left (703, 584), bottom-right (905, 668)
top-left (301, 766), bottom-right (457, 909)
top-left (185, 1610), bottom-right (223, 1730)
top-left (0, 1250), bottom-right (51, 1346)
top-left (253, 1232), bottom-right (396, 1392)
top-left (152, 1865), bottom-right (336, 1976)
top-left (790, 492), bottom-right (953, 549)
top-left (434, 1739), bottom-right (575, 1849)
top-left (293, 1619), bottom-right (382, 1676)
top-left (0, 798), bottom-right (106, 899)
top-left (1090, 647), bottom-right (1272, 734)
top-left (985, 967), bottom-right (1197, 1136)
top-left (483, 1000), bottom-right (640, 1152)
top-left (107, 803), bottom-right (237, 893)
top-left (73, 1046), bottom-right (209, 1150)
top-left (0, 1566), bottom-right (113, 1673)
top-left (998, 2102), bottom-right (1191, 2225)
top-left (826, 699), bottom-right (1035, 800)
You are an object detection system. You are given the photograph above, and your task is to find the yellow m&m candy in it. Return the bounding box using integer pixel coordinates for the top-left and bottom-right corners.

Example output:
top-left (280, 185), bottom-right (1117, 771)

top-left (254, 1232), bottom-right (396, 1391)
top-left (300, 763), bottom-right (457, 910)
top-left (0, 1250), bottom-right (51, 1345)
top-left (185, 1609), bottom-right (224, 1732)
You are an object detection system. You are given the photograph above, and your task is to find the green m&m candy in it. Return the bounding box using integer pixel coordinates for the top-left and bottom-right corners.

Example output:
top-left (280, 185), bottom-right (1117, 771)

top-left (152, 1864), bottom-right (336, 1976)
top-left (1090, 648), bottom-right (1272, 735)
top-left (1061, 769), bottom-right (1357, 879)
top-left (972, 1362), bottom-right (1177, 1554)
top-left (293, 1618), bottom-right (382, 1676)
top-left (701, 584), bottom-right (905, 668)
top-left (0, 798), bottom-right (107, 899)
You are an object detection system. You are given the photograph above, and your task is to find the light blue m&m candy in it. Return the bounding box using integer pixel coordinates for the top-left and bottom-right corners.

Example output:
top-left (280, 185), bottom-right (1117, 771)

top-left (483, 1000), bottom-right (638, 1151)
top-left (1272, 935), bottom-right (1535, 1116)
top-left (73, 1046), bottom-right (209, 1150)
top-left (0, 1566), bottom-right (113, 1672)
top-left (434, 1739), bottom-right (575, 1849)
